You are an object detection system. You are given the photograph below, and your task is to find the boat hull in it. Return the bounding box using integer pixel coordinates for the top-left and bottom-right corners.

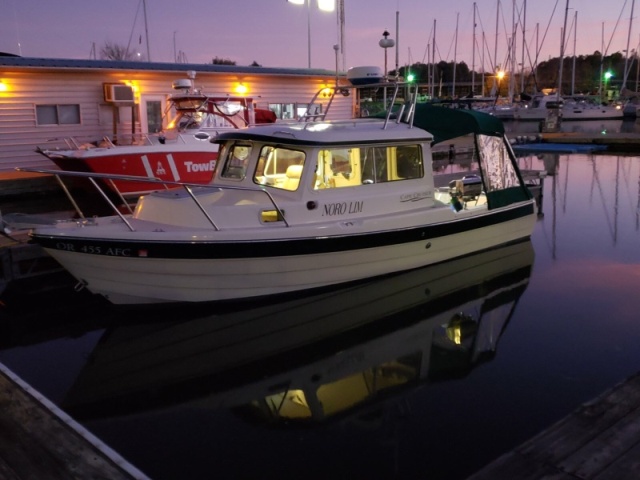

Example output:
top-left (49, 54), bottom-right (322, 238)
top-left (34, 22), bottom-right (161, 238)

top-left (34, 201), bottom-right (536, 304)
top-left (43, 144), bottom-right (218, 196)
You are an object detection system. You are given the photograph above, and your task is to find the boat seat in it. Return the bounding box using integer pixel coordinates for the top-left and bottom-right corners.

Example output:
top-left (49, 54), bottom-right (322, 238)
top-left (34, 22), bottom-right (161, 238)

top-left (283, 164), bottom-right (303, 190)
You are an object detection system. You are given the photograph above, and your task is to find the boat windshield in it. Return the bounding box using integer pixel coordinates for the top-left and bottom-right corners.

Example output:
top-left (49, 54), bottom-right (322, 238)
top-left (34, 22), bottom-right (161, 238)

top-left (220, 143), bottom-right (253, 179)
top-left (254, 146), bottom-right (306, 191)
top-left (172, 111), bottom-right (240, 132)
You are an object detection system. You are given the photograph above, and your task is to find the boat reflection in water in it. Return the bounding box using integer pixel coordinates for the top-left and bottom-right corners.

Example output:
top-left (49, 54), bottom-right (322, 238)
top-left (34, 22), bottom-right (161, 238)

top-left (63, 240), bottom-right (534, 423)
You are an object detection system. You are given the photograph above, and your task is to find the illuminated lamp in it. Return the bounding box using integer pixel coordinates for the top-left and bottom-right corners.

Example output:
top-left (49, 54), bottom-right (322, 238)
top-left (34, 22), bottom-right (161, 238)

top-left (235, 83), bottom-right (248, 95)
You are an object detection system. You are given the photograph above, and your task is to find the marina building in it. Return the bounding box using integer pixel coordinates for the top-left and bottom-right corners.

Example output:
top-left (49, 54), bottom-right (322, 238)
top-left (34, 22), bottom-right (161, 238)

top-left (0, 56), bottom-right (350, 172)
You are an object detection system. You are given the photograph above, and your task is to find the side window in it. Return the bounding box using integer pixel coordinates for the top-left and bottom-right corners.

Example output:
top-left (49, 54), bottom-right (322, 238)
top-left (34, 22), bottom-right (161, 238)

top-left (396, 145), bottom-right (423, 179)
top-left (254, 147), bottom-right (305, 191)
top-left (220, 144), bottom-right (252, 179)
top-left (36, 104), bottom-right (81, 125)
top-left (315, 145), bottom-right (422, 190)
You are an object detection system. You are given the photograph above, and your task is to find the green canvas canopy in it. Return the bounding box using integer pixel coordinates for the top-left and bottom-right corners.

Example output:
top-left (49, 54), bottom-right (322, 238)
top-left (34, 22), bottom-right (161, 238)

top-left (409, 104), bottom-right (505, 144)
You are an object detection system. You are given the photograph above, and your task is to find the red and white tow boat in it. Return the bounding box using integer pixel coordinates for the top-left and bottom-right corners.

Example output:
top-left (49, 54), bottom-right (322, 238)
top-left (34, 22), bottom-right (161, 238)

top-left (37, 79), bottom-right (277, 196)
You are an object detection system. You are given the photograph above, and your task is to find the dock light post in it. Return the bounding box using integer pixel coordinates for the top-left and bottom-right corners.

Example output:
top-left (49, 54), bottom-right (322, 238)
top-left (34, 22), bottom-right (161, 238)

top-left (287, 0), bottom-right (335, 69)
top-left (603, 70), bottom-right (613, 103)
top-left (496, 70), bottom-right (505, 98)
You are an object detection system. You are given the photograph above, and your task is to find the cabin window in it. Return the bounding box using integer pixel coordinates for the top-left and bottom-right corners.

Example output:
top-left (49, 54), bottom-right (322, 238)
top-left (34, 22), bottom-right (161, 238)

top-left (220, 144), bottom-right (252, 179)
top-left (36, 104), bottom-right (81, 125)
top-left (254, 146), bottom-right (305, 191)
top-left (268, 102), bottom-right (321, 120)
top-left (314, 144), bottom-right (423, 189)
top-left (146, 100), bottom-right (163, 134)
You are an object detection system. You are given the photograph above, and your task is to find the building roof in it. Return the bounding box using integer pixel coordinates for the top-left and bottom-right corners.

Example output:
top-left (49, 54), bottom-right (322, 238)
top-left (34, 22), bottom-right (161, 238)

top-left (0, 55), bottom-right (341, 78)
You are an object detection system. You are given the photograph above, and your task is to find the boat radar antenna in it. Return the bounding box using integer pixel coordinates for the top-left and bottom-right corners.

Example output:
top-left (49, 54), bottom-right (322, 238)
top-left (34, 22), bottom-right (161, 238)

top-left (187, 70), bottom-right (196, 92)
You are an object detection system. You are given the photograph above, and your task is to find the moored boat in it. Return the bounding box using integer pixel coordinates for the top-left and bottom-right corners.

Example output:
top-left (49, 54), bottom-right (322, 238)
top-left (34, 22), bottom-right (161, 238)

top-left (36, 77), bottom-right (276, 196)
top-left (22, 79), bottom-right (538, 305)
top-left (513, 93), bottom-right (624, 121)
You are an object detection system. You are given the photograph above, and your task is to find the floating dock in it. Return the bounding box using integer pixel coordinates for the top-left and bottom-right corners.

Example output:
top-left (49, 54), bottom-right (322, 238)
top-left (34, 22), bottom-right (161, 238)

top-left (0, 363), bottom-right (148, 479)
top-left (539, 132), bottom-right (640, 152)
top-left (469, 372), bottom-right (640, 479)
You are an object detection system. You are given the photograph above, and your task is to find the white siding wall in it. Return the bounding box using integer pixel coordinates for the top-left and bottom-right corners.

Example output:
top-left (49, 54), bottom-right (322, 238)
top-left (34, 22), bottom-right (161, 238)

top-left (0, 68), bottom-right (353, 172)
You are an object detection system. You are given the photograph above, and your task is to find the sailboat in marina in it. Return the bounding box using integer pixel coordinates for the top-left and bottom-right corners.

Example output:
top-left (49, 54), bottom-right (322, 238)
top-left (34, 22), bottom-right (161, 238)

top-left (480, 0), bottom-right (625, 122)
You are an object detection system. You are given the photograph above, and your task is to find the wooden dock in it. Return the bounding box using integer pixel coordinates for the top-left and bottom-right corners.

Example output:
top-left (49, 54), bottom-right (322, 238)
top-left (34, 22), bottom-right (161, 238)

top-left (0, 363), bottom-right (148, 479)
top-left (469, 372), bottom-right (640, 479)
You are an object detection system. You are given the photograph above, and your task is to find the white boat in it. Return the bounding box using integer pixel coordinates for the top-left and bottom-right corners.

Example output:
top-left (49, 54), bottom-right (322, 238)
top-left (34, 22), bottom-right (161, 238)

top-left (21, 80), bottom-right (538, 305)
top-left (513, 93), bottom-right (624, 121)
top-left (36, 77), bottom-right (276, 196)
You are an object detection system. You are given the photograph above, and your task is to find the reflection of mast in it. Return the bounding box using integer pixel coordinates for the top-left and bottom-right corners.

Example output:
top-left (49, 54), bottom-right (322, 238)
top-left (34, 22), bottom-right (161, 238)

top-left (637, 169), bottom-right (640, 231)
top-left (591, 157), bottom-right (617, 245)
top-left (615, 157), bottom-right (620, 244)
top-left (551, 161), bottom-right (557, 260)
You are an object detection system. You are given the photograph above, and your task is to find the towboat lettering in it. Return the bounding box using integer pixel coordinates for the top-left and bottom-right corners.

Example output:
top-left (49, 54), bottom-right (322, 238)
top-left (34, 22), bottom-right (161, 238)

top-left (185, 160), bottom-right (217, 173)
top-left (401, 190), bottom-right (433, 202)
top-left (155, 162), bottom-right (167, 176)
top-left (322, 201), bottom-right (364, 216)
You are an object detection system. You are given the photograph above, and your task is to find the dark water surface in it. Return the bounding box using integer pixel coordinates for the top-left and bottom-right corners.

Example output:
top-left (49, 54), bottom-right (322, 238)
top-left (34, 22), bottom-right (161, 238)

top-left (2, 151), bottom-right (640, 480)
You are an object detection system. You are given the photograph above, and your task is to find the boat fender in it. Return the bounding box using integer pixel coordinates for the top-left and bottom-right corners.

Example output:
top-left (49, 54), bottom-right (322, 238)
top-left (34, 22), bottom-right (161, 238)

top-left (450, 195), bottom-right (463, 212)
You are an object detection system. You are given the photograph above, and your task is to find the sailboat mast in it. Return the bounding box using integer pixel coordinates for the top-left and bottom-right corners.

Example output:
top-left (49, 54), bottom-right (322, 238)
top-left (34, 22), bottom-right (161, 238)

top-left (571, 11), bottom-right (577, 96)
top-left (623, 0), bottom-right (636, 90)
top-left (557, 0), bottom-right (569, 99)
top-left (432, 19), bottom-right (436, 98)
top-left (453, 12), bottom-right (459, 97)
top-left (472, 2), bottom-right (477, 94)
top-left (142, 0), bottom-right (151, 61)
top-left (521, 0), bottom-right (527, 93)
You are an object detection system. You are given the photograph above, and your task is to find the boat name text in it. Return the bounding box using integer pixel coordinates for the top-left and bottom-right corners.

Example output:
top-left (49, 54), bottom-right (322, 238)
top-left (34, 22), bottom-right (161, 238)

top-left (401, 190), bottom-right (433, 202)
top-left (322, 201), bottom-right (364, 216)
top-left (55, 242), bottom-right (134, 257)
top-left (184, 160), bottom-right (216, 172)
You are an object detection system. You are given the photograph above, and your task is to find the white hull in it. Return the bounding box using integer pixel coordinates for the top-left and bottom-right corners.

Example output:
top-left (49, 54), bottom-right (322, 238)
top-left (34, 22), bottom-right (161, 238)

top-left (43, 204), bottom-right (536, 304)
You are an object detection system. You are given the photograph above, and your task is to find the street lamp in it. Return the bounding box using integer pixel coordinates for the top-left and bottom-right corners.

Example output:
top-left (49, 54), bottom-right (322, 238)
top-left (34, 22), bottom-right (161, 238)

top-left (287, 0), bottom-right (335, 69)
top-left (496, 70), bottom-right (505, 98)
top-left (379, 30), bottom-right (395, 81)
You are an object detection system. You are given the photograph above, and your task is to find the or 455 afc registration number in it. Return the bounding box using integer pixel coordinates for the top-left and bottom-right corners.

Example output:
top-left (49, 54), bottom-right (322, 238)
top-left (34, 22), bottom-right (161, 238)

top-left (56, 242), bottom-right (135, 257)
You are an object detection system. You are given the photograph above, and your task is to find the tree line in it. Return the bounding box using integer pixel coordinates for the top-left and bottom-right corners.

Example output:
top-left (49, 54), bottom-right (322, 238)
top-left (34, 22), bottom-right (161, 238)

top-left (394, 51), bottom-right (636, 98)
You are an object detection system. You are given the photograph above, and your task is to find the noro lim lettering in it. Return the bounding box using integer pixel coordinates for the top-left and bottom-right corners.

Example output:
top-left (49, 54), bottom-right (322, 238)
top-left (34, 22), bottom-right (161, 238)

top-left (322, 201), bottom-right (364, 216)
top-left (184, 160), bottom-right (216, 172)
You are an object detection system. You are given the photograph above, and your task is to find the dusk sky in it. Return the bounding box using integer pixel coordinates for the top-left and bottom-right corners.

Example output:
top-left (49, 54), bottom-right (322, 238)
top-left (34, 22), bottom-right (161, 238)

top-left (1, 1), bottom-right (637, 73)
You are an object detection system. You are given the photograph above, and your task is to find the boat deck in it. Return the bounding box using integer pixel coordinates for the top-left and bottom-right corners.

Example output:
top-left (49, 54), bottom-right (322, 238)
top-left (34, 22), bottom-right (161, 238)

top-left (0, 363), bottom-right (148, 479)
top-left (468, 372), bottom-right (640, 479)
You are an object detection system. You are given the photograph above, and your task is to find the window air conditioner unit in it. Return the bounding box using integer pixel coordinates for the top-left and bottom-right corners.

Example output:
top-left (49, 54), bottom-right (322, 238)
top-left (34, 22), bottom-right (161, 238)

top-left (104, 84), bottom-right (135, 103)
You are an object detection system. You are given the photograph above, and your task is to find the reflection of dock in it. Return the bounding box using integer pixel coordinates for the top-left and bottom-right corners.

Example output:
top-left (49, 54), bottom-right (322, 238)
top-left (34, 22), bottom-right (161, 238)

top-left (0, 363), bottom-right (148, 479)
top-left (540, 132), bottom-right (640, 152)
top-left (469, 372), bottom-right (640, 479)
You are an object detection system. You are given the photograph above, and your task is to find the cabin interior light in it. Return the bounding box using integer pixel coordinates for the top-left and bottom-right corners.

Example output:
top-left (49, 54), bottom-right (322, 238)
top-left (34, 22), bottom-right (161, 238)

top-left (235, 83), bottom-right (248, 95)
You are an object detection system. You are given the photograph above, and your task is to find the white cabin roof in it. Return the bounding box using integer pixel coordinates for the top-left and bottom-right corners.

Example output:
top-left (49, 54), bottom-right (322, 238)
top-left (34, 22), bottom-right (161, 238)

top-left (215, 119), bottom-right (434, 146)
